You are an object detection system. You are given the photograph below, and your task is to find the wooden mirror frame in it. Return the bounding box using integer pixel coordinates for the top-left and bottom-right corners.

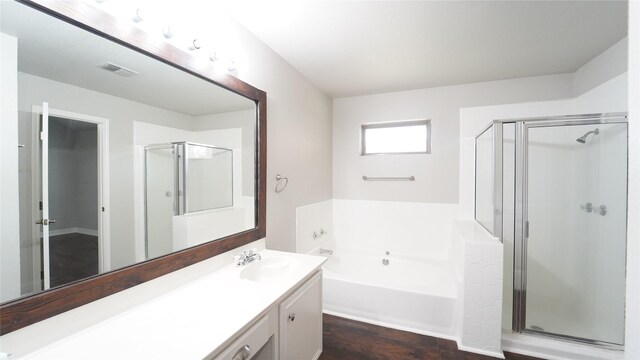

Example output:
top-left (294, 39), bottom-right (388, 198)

top-left (0, 0), bottom-right (266, 335)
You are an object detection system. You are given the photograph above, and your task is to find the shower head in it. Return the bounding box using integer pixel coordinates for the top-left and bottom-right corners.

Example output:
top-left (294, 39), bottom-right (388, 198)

top-left (576, 128), bottom-right (599, 143)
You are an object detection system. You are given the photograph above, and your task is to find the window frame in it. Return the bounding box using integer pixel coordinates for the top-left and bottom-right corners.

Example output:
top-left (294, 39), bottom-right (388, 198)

top-left (360, 119), bottom-right (431, 155)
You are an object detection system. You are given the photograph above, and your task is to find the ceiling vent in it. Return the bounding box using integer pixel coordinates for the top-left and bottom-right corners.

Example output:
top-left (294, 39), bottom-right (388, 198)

top-left (100, 62), bottom-right (138, 77)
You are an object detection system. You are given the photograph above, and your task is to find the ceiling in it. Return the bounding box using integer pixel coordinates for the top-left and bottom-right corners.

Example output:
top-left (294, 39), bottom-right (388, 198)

top-left (229, 1), bottom-right (628, 98)
top-left (1, 1), bottom-right (255, 116)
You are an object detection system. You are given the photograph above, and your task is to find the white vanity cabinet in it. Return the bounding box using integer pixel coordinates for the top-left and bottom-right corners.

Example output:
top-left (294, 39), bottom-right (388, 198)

top-left (211, 271), bottom-right (323, 360)
top-left (210, 307), bottom-right (277, 360)
top-left (279, 271), bottom-right (323, 360)
top-left (2, 249), bottom-right (326, 360)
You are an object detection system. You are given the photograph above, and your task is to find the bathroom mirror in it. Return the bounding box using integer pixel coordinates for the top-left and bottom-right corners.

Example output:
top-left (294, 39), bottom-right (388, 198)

top-left (0, 0), bottom-right (266, 334)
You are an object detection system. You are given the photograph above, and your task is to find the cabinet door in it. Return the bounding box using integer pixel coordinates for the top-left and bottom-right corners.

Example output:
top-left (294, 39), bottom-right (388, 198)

top-left (279, 271), bottom-right (322, 360)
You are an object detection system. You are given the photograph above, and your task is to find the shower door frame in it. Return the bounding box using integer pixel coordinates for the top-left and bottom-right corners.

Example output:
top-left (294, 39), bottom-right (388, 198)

top-left (476, 113), bottom-right (628, 348)
top-left (503, 113), bottom-right (628, 349)
top-left (143, 142), bottom-right (234, 259)
top-left (143, 143), bottom-right (184, 260)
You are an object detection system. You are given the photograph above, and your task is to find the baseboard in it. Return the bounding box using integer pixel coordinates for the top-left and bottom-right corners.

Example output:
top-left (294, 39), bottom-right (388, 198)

top-left (49, 227), bottom-right (98, 237)
top-left (456, 343), bottom-right (505, 359)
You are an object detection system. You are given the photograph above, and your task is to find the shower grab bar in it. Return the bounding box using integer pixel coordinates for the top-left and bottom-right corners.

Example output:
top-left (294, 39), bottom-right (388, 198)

top-left (362, 175), bottom-right (415, 181)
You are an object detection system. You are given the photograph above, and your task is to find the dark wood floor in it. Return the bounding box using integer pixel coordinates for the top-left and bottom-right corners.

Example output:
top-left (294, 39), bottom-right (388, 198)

top-left (320, 314), bottom-right (544, 360)
top-left (49, 232), bottom-right (99, 288)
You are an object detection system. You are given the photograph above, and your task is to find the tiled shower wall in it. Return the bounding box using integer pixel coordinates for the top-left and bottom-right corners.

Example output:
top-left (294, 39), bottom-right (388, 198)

top-left (457, 222), bottom-right (504, 357)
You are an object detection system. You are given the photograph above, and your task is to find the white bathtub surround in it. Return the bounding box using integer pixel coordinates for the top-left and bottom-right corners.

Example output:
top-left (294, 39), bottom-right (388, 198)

top-left (322, 248), bottom-right (459, 338)
top-left (456, 220), bottom-right (504, 358)
top-left (295, 200), bottom-right (333, 254)
top-left (0, 239), bottom-right (326, 359)
top-left (296, 200), bottom-right (469, 339)
top-left (295, 199), bottom-right (512, 357)
top-left (332, 199), bottom-right (459, 259)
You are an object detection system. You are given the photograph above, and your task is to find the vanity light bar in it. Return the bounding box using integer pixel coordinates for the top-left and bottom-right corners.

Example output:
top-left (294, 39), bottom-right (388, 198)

top-left (92, 1), bottom-right (239, 74)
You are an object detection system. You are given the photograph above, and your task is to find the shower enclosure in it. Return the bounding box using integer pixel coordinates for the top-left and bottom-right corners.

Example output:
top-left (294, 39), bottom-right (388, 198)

top-left (475, 113), bottom-right (628, 348)
top-left (144, 142), bottom-right (233, 259)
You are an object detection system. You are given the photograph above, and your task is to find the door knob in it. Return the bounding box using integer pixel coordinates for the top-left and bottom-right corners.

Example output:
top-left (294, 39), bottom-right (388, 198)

top-left (35, 219), bottom-right (56, 225)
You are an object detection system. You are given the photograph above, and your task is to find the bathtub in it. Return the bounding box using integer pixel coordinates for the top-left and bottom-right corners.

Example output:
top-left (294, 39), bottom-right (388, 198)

top-left (321, 248), bottom-right (460, 338)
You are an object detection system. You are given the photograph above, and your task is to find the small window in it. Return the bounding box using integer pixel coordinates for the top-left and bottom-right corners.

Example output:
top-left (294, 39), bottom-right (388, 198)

top-left (361, 120), bottom-right (431, 155)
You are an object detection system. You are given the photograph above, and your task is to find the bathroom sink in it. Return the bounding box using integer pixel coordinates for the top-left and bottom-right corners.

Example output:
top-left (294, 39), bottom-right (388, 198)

top-left (240, 257), bottom-right (293, 281)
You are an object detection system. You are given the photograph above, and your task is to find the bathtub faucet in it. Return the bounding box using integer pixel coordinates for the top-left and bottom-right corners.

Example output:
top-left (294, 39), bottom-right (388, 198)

top-left (234, 248), bottom-right (262, 266)
top-left (318, 248), bottom-right (333, 256)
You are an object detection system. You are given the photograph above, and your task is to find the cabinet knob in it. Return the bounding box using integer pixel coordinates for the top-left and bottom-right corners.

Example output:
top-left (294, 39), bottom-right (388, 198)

top-left (232, 344), bottom-right (251, 360)
top-left (288, 313), bottom-right (296, 322)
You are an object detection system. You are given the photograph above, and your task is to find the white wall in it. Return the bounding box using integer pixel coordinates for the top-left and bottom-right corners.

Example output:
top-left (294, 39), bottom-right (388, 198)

top-left (625, 1), bottom-right (640, 357)
top-left (193, 110), bottom-right (255, 196)
top-left (0, 33), bottom-right (21, 302)
top-left (333, 74), bottom-right (574, 204)
top-left (231, 21), bottom-right (334, 252)
top-left (573, 38), bottom-right (628, 96)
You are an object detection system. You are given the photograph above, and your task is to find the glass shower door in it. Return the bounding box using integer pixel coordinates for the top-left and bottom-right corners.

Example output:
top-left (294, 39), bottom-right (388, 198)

top-left (144, 145), bottom-right (179, 259)
top-left (524, 122), bottom-right (627, 345)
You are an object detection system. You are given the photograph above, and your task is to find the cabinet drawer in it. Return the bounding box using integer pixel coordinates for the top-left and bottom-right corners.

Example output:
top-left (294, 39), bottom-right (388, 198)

top-left (212, 315), bottom-right (271, 360)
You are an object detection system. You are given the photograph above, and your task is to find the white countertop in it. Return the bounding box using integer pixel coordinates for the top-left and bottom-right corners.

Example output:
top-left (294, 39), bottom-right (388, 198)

top-left (0, 240), bottom-right (326, 359)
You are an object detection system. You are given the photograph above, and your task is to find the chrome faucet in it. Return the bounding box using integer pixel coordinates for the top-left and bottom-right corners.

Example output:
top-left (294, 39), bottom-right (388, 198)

top-left (318, 248), bottom-right (333, 255)
top-left (234, 249), bottom-right (262, 266)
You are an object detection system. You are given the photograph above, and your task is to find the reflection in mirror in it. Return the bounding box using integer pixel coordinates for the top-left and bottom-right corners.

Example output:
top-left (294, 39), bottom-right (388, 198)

top-left (0, 1), bottom-right (257, 304)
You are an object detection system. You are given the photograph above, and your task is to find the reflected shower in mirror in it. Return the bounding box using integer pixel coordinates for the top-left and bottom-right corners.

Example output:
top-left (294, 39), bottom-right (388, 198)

top-left (144, 142), bottom-right (247, 260)
top-left (0, 1), bottom-right (257, 304)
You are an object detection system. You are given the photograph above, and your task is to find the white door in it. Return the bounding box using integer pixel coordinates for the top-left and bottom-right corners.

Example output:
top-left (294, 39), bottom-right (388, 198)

top-left (33, 103), bottom-right (110, 290)
top-left (39, 102), bottom-right (52, 290)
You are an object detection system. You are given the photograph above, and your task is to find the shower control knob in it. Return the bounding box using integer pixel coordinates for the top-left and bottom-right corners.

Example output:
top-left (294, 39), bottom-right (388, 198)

top-left (599, 205), bottom-right (607, 216)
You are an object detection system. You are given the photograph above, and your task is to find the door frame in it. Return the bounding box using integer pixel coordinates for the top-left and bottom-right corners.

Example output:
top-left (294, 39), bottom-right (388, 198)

top-left (512, 115), bottom-right (627, 349)
top-left (31, 105), bottom-right (111, 284)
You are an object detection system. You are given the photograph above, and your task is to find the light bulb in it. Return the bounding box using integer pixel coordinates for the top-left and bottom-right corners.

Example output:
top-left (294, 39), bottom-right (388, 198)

top-left (132, 8), bottom-right (145, 22)
top-left (189, 39), bottom-right (201, 51)
top-left (162, 25), bottom-right (174, 39)
top-left (227, 60), bottom-right (237, 72)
